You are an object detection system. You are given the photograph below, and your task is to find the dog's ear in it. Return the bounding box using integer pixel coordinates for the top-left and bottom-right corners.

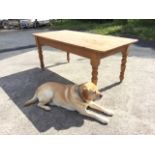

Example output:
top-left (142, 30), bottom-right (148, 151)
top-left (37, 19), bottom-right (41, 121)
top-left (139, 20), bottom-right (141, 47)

top-left (81, 87), bottom-right (89, 102)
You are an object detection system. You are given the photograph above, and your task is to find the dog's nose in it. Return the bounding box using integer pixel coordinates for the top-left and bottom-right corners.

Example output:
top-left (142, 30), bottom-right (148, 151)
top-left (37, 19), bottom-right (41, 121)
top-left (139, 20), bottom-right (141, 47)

top-left (99, 94), bottom-right (103, 98)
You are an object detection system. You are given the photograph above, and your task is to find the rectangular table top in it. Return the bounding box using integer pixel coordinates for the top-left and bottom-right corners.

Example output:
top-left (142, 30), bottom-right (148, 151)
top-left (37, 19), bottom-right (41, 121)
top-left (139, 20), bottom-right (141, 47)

top-left (34, 30), bottom-right (138, 53)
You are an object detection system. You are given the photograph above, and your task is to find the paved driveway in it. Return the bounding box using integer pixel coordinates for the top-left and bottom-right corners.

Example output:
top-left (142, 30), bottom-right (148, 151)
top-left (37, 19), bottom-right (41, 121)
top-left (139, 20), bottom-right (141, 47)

top-left (0, 29), bottom-right (48, 52)
top-left (0, 29), bottom-right (155, 134)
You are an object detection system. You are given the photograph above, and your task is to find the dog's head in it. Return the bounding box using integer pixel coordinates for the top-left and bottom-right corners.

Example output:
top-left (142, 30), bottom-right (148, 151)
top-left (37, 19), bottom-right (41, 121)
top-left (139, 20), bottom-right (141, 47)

top-left (79, 82), bottom-right (103, 102)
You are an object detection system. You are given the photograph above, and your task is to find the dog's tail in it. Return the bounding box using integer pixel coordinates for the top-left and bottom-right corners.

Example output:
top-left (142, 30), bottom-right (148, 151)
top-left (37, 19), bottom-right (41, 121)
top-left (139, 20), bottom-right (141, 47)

top-left (24, 93), bottom-right (38, 106)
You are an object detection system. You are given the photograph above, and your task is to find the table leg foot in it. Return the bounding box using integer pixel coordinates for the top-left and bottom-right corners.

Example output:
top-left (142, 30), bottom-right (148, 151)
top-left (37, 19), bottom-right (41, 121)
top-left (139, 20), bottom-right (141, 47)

top-left (67, 52), bottom-right (70, 63)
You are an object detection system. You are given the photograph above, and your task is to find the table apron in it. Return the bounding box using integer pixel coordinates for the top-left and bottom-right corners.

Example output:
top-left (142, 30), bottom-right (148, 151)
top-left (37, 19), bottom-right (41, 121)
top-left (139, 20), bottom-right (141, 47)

top-left (100, 45), bottom-right (129, 58)
top-left (37, 37), bottom-right (100, 59)
top-left (36, 37), bottom-right (129, 60)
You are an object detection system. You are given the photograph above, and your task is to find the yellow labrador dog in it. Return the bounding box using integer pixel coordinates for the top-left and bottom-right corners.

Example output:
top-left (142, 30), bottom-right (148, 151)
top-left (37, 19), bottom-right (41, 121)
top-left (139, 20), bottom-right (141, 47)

top-left (25, 82), bottom-right (113, 124)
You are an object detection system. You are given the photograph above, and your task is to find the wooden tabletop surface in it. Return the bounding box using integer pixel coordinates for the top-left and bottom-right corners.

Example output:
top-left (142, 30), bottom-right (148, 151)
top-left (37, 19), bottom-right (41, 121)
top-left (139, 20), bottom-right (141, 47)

top-left (34, 30), bottom-right (138, 53)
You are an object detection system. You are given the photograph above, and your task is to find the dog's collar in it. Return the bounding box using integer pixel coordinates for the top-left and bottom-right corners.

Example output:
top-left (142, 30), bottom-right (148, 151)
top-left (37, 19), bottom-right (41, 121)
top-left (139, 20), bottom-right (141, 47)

top-left (77, 86), bottom-right (86, 103)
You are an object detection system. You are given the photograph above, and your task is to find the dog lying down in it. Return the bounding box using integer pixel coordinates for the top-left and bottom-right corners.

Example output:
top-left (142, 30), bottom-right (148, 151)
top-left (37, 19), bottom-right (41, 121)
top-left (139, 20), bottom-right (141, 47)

top-left (24, 82), bottom-right (113, 124)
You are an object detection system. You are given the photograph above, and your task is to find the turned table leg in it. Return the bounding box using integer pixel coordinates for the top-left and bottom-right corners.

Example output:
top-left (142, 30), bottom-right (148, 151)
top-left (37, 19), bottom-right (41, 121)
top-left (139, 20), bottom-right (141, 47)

top-left (90, 57), bottom-right (100, 85)
top-left (35, 37), bottom-right (44, 69)
top-left (67, 52), bottom-right (70, 63)
top-left (119, 46), bottom-right (129, 82)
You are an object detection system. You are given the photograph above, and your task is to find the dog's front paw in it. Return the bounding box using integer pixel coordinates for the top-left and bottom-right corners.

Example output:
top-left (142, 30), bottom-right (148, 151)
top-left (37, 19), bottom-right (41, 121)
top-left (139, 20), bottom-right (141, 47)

top-left (100, 117), bottom-right (109, 125)
top-left (104, 109), bottom-right (114, 116)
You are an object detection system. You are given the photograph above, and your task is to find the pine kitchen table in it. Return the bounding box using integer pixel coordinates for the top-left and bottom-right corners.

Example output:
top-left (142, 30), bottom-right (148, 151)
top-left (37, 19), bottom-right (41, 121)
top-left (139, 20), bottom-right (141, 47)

top-left (34, 30), bottom-right (138, 85)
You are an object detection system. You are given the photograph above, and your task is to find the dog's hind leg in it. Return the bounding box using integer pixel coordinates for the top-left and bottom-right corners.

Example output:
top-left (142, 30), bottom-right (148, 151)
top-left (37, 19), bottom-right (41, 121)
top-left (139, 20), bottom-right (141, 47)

top-left (37, 102), bottom-right (51, 111)
top-left (37, 91), bottom-right (53, 111)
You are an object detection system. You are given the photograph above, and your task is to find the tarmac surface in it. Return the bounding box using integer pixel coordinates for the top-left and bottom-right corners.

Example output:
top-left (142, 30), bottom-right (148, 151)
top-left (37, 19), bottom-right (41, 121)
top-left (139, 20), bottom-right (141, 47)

top-left (0, 29), bottom-right (155, 134)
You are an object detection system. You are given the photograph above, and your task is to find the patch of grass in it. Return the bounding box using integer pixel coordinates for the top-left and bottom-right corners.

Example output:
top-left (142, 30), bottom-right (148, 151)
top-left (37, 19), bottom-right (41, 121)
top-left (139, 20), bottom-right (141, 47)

top-left (89, 23), bottom-right (123, 35)
top-left (50, 19), bottom-right (97, 31)
top-left (120, 24), bottom-right (155, 40)
top-left (50, 20), bottom-right (155, 41)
